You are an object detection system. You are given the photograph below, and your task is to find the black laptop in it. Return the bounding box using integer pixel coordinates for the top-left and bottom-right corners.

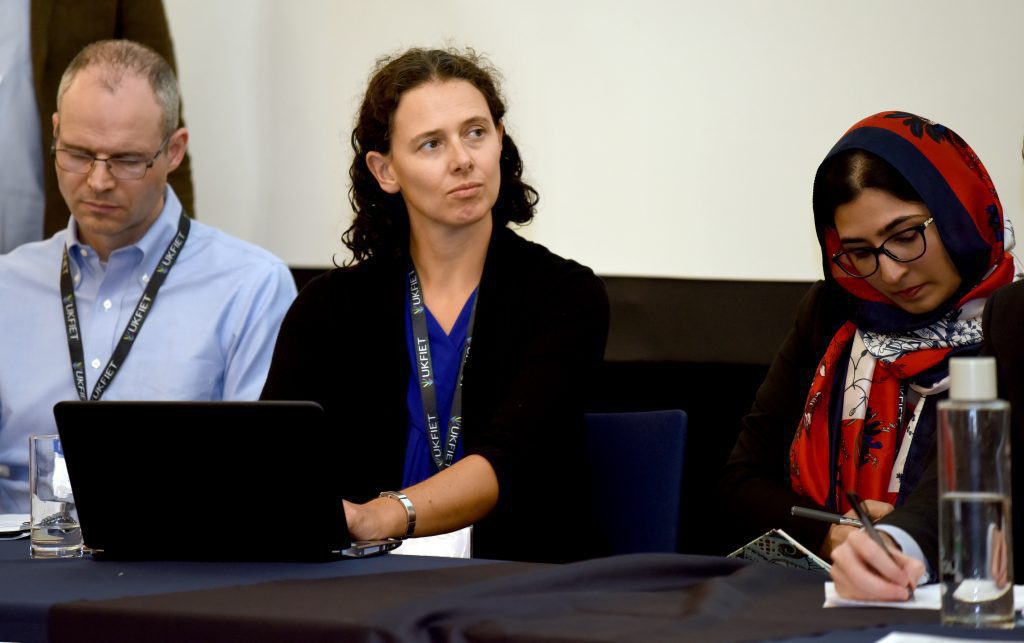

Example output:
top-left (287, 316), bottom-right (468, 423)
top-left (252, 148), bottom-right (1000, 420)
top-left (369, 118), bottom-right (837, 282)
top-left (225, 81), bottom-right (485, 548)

top-left (53, 400), bottom-right (400, 561)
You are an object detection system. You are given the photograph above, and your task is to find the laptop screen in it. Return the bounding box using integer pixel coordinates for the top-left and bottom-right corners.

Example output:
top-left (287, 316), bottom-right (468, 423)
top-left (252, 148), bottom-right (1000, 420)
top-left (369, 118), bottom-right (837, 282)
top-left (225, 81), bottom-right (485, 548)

top-left (53, 400), bottom-right (350, 561)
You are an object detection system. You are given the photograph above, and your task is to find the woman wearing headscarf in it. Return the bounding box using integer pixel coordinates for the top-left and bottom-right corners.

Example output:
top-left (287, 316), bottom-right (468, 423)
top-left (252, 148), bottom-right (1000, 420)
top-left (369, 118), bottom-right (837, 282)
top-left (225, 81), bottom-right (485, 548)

top-left (721, 111), bottom-right (1019, 560)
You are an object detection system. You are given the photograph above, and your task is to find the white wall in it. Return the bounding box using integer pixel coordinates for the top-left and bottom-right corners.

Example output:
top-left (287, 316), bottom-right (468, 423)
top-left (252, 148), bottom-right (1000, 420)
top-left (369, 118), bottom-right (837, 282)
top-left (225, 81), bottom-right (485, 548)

top-left (163, 0), bottom-right (1024, 280)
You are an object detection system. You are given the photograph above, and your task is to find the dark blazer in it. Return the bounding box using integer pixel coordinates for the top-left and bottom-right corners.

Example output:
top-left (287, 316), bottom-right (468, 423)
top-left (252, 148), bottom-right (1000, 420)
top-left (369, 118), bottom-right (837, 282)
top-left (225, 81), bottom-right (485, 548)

top-left (261, 227), bottom-right (609, 563)
top-left (883, 279), bottom-right (1024, 576)
top-left (719, 280), bottom-right (850, 550)
top-left (31, 0), bottom-right (195, 237)
top-left (721, 278), bottom-right (983, 553)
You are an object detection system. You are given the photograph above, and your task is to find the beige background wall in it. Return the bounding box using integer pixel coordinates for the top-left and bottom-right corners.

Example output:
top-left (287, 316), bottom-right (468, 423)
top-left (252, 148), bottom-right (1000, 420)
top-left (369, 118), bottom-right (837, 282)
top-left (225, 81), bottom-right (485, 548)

top-left (164, 0), bottom-right (1024, 280)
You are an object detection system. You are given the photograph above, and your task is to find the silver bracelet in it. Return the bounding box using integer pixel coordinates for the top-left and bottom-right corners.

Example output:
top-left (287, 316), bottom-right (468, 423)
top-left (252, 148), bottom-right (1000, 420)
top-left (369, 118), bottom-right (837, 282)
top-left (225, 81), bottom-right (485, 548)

top-left (378, 491), bottom-right (416, 539)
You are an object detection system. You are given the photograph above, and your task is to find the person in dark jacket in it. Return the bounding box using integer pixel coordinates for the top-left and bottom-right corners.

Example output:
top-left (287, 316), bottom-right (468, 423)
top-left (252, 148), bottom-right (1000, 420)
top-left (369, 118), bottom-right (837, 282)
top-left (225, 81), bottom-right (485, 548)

top-left (261, 48), bottom-right (608, 563)
top-left (721, 111), bottom-right (1017, 562)
top-left (31, 0), bottom-right (195, 245)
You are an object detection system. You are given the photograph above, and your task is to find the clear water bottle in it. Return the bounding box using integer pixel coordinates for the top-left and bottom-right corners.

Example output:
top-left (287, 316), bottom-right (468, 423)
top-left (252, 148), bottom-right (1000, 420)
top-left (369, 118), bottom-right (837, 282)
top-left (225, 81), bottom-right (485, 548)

top-left (937, 356), bottom-right (1013, 628)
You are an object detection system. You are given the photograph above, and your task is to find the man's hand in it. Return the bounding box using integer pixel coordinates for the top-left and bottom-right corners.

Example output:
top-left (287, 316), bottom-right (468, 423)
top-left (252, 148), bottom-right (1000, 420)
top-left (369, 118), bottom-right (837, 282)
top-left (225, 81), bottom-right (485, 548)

top-left (830, 529), bottom-right (925, 601)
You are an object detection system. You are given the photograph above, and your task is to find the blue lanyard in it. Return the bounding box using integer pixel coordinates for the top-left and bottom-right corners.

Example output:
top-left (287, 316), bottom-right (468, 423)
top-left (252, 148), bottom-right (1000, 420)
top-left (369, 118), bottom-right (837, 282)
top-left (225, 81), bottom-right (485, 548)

top-left (407, 267), bottom-right (477, 472)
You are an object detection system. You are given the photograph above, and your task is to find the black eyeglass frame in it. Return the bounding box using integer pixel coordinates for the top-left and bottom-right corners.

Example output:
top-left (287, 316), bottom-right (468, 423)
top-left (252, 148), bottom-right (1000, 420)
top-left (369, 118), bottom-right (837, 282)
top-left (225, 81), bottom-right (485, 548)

top-left (830, 217), bottom-right (935, 278)
top-left (50, 132), bottom-right (173, 180)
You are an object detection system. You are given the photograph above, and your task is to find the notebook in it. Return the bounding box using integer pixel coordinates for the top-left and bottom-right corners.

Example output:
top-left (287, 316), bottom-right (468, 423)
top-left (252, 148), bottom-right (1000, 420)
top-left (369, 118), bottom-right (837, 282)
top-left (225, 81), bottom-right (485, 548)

top-left (52, 400), bottom-right (400, 561)
top-left (728, 528), bottom-right (830, 573)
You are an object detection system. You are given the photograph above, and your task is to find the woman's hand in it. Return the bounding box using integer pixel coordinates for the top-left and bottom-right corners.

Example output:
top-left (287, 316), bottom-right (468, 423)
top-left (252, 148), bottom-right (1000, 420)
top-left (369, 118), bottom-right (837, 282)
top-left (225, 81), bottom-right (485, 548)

top-left (342, 454), bottom-right (499, 541)
top-left (830, 529), bottom-right (925, 601)
top-left (342, 497), bottom-right (407, 541)
top-left (820, 499), bottom-right (894, 559)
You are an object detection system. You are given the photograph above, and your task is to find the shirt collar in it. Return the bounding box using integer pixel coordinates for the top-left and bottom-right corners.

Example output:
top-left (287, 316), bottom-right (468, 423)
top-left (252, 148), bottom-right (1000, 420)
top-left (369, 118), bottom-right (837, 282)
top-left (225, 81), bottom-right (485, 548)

top-left (65, 185), bottom-right (182, 263)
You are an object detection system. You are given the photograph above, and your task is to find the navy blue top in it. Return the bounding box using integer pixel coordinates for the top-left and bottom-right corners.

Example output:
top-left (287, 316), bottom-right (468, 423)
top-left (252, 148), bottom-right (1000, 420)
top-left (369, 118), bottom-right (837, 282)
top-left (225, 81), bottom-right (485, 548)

top-left (401, 289), bottom-right (477, 487)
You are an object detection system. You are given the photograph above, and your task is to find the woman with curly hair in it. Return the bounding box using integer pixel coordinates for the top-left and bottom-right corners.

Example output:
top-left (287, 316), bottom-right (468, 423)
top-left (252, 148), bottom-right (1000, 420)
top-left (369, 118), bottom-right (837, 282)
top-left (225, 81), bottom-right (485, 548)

top-left (721, 111), bottom-right (1018, 570)
top-left (261, 48), bottom-right (608, 562)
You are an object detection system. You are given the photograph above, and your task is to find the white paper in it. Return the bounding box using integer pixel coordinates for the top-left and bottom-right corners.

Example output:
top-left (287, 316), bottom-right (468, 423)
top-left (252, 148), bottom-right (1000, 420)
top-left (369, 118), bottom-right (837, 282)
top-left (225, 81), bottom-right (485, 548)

top-left (823, 582), bottom-right (1024, 611)
top-left (390, 526), bottom-right (471, 558)
top-left (875, 634), bottom-right (1016, 643)
top-left (0, 513), bottom-right (29, 534)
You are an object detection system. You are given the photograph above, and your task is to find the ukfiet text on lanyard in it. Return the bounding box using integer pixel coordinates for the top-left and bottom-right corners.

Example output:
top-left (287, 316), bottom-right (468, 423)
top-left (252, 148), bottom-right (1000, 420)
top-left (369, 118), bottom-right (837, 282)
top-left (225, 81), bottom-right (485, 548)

top-left (408, 267), bottom-right (477, 473)
top-left (60, 214), bottom-right (190, 400)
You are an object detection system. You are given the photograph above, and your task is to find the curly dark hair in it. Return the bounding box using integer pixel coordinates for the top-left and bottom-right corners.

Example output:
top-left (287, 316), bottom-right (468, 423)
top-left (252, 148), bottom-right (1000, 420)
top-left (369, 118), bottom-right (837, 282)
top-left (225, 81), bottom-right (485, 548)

top-left (343, 47), bottom-right (539, 264)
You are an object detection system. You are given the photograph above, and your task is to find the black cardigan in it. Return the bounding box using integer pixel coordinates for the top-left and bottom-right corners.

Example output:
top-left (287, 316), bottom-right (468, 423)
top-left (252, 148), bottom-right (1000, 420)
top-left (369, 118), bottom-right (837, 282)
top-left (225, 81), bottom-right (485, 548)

top-left (261, 227), bottom-right (609, 563)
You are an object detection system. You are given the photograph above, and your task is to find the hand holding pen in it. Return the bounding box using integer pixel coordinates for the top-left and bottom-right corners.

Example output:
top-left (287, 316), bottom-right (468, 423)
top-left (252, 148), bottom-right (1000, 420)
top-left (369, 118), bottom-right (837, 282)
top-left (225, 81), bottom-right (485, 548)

top-left (793, 496), bottom-right (921, 600)
top-left (822, 492), bottom-right (924, 602)
top-left (843, 491), bottom-right (915, 600)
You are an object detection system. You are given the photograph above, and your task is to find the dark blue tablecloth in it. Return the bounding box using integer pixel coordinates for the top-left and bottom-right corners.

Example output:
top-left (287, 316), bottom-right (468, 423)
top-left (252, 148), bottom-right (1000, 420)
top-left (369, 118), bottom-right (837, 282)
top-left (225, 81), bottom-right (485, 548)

top-left (5, 538), bottom-right (1023, 643)
top-left (0, 538), bottom-right (488, 642)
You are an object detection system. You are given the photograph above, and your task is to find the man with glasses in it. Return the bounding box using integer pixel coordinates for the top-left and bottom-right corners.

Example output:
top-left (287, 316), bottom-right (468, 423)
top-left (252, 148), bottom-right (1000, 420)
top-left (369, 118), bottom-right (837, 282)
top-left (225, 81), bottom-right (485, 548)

top-left (1, 0), bottom-right (195, 254)
top-left (0, 40), bottom-right (297, 512)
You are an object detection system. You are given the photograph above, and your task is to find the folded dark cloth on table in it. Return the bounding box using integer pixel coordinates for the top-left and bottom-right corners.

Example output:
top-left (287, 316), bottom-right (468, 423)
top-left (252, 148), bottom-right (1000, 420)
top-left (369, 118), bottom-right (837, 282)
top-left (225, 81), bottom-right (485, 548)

top-left (368, 553), bottom-right (938, 643)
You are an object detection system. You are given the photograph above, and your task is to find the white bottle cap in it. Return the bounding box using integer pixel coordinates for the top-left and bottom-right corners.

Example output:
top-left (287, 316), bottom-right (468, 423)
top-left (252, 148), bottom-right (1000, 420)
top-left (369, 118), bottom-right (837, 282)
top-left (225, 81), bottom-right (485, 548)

top-left (948, 356), bottom-right (998, 401)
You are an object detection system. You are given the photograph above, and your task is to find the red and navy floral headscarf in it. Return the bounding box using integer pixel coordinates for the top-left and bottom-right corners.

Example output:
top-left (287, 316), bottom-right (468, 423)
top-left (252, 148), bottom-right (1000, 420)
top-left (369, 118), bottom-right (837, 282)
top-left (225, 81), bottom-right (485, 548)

top-left (790, 111), bottom-right (1018, 513)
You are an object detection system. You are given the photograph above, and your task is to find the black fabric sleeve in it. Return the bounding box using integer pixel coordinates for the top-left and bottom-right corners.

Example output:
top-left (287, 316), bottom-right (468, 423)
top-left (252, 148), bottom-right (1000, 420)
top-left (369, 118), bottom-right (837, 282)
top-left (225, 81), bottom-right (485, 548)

top-left (257, 265), bottom-right (413, 505)
top-left (465, 266), bottom-right (609, 498)
top-left (259, 273), bottom-right (334, 404)
top-left (882, 281), bottom-right (1024, 575)
top-left (719, 281), bottom-right (836, 551)
top-left (986, 282), bottom-right (1024, 580)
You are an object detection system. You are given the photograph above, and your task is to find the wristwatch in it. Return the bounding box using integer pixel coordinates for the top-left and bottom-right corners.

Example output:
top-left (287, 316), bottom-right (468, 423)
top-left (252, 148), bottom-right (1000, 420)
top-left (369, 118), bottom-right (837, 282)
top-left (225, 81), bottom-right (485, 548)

top-left (378, 491), bottom-right (416, 538)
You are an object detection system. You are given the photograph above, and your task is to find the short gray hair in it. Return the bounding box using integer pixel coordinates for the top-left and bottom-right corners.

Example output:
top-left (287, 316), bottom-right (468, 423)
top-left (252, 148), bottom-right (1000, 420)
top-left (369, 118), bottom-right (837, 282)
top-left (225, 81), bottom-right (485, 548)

top-left (56, 40), bottom-right (180, 137)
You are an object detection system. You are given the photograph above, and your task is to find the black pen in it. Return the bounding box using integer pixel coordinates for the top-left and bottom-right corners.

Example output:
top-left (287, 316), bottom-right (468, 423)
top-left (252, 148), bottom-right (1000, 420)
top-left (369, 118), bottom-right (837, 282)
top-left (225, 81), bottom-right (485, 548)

top-left (846, 491), bottom-right (915, 600)
top-left (791, 506), bottom-right (863, 528)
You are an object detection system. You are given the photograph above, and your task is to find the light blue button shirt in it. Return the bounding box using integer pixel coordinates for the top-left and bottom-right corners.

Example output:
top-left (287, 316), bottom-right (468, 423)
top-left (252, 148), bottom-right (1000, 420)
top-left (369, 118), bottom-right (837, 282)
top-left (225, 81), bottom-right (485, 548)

top-left (0, 0), bottom-right (45, 253)
top-left (0, 186), bottom-right (298, 511)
